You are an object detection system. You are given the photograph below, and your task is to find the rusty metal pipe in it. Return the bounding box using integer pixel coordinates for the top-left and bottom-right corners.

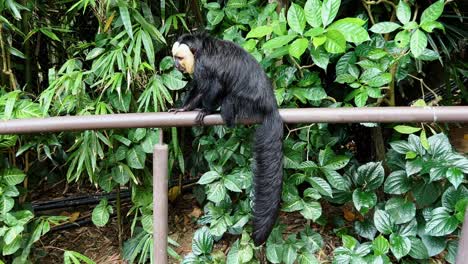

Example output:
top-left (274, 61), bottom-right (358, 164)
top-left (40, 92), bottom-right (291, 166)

top-left (153, 143), bottom-right (168, 264)
top-left (1, 106), bottom-right (468, 134)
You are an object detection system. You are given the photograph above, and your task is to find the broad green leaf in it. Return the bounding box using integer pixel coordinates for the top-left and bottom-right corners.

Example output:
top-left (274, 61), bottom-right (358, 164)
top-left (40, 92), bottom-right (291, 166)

top-left (420, 0), bottom-right (444, 24)
top-left (289, 38), bottom-right (309, 59)
top-left (2, 168), bottom-right (26, 186)
top-left (198, 171), bottom-right (221, 185)
top-left (126, 146), bottom-right (146, 169)
top-left (92, 199), bottom-right (111, 227)
top-left (442, 186), bottom-right (468, 211)
top-left (336, 53), bottom-right (357, 77)
top-left (354, 91), bottom-right (368, 107)
top-left (367, 73), bottom-right (392, 87)
top-left (394, 125), bottom-right (421, 134)
top-left (308, 177), bottom-right (333, 197)
top-left (445, 240), bottom-right (458, 263)
top-left (374, 210), bottom-right (394, 235)
top-left (207, 181), bottom-right (226, 204)
top-left (425, 207), bottom-right (459, 236)
top-left (352, 189), bottom-right (377, 214)
top-left (207, 9), bottom-right (224, 26)
top-left (373, 235), bottom-right (390, 255)
top-left (389, 141), bottom-right (412, 154)
top-left (246, 25), bottom-right (272, 39)
top-left (112, 164), bottom-right (133, 185)
top-left (403, 21), bottom-right (418, 30)
top-left (321, 0), bottom-right (341, 27)
top-left (283, 243), bottom-right (298, 264)
top-left (159, 56), bottom-right (173, 71)
top-left (396, 1), bottom-right (411, 25)
top-left (419, 49), bottom-right (440, 61)
top-left (192, 227), bottom-right (213, 255)
top-left (390, 233), bottom-right (411, 260)
top-left (420, 233), bottom-right (446, 257)
top-left (300, 200), bottom-right (322, 220)
top-left (370, 22), bottom-right (401, 33)
top-left (408, 237), bottom-right (429, 259)
top-left (342, 235), bottom-right (358, 250)
top-left (446, 167), bottom-right (463, 189)
top-left (266, 243), bottom-right (283, 263)
top-left (420, 21), bottom-right (444, 33)
top-left (4, 225), bottom-right (24, 245)
top-left (162, 72), bottom-right (187, 90)
top-left (322, 169), bottom-right (350, 191)
top-left (360, 68), bottom-right (381, 82)
top-left (297, 251), bottom-right (319, 264)
top-left (324, 29), bottom-right (346, 54)
top-left (224, 174), bottom-right (242, 192)
top-left (226, 0), bottom-right (247, 8)
top-left (129, 128), bottom-right (146, 142)
top-left (356, 162), bottom-right (385, 191)
top-left (323, 155), bottom-right (350, 170)
top-left (395, 30), bottom-right (410, 48)
top-left (385, 198), bottom-right (416, 224)
top-left (262, 34), bottom-right (297, 50)
top-left (304, 27), bottom-right (325, 38)
top-left (355, 219), bottom-right (377, 240)
top-left (309, 87), bottom-right (327, 101)
top-left (0, 196), bottom-right (14, 215)
top-left (312, 35), bottom-right (327, 47)
top-left (335, 73), bottom-right (356, 84)
top-left (304, 0), bottom-right (322, 27)
top-left (3, 235), bottom-right (21, 255)
top-left (428, 133), bottom-right (452, 157)
top-left (410, 29), bottom-right (427, 58)
top-left (328, 18), bottom-right (369, 44)
top-left (287, 3), bottom-right (306, 35)
top-left (413, 181), bottom-right (443, 207)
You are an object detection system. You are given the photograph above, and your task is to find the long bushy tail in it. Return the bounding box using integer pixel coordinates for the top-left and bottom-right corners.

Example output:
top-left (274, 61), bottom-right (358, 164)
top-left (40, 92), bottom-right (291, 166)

top-left (251, 110), bottom-right (283, 246)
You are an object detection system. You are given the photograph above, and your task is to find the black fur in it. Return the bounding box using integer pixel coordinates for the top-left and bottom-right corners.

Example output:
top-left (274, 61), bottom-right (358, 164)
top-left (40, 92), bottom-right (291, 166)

top-left (172, 33), bottom-right (283, 246)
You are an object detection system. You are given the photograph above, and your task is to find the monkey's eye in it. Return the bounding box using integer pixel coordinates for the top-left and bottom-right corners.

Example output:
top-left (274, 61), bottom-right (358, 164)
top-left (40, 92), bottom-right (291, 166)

top-left (175, 56), bottom-right (183, 60)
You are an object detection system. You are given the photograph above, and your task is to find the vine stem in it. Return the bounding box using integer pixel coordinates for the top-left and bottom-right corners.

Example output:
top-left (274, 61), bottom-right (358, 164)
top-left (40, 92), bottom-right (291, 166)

top-left (407, 73), bottom-right (440, 100)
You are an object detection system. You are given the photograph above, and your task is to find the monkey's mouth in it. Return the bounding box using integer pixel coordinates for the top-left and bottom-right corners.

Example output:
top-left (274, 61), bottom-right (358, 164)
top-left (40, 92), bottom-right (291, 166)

top-left (174, 60), bottom-right (186, 73)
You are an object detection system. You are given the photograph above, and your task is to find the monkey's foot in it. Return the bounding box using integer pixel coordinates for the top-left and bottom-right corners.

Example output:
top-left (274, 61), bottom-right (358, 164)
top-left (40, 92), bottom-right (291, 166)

top-left (195, 110), bottom-right (209, 126)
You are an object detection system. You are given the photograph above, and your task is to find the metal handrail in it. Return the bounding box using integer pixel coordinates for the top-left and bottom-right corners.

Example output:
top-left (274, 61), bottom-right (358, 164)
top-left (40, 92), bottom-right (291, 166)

top-left (0, 106), bottom-right (467, 263)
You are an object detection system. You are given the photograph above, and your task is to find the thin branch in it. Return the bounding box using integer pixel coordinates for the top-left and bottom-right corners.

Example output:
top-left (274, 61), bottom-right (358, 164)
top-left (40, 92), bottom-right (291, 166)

top-left (407, 74), bottom-right (440, 101)
top-left (365, 0), bottom-right (397, 9)
top-left (286, 124), bottom-right (314, 140)
top-left (362, 0), bottom-right (376, 25)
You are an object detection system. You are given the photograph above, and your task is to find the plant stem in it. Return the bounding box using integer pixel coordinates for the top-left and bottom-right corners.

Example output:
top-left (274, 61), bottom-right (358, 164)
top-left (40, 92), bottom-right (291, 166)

top-left (116, 186), bottom-right (123, 254)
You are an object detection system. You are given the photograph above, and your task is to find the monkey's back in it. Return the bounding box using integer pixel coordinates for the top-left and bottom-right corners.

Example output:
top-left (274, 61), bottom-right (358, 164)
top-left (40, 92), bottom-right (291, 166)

top-left (201, 37), bottom-right (278, 118)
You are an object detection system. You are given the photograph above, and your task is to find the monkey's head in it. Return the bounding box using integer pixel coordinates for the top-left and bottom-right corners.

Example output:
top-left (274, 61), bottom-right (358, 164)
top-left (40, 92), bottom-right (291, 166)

top-left (171, 34), bottom-right (206, 74)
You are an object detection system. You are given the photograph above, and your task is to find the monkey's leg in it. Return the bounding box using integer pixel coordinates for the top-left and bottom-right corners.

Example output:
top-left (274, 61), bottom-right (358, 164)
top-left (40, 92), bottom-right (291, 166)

top-left (168, 94), bottom-right (203, 113)
top-left (169, 83), bottom-right (203, 113)
top-left (195, 79), bottom-right (222, 126)
top-left (220, 98), bottom-right (236, 127)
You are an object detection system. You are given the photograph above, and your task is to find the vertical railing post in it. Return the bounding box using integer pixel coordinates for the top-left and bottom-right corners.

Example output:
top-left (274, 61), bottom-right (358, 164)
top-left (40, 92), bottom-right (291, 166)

top-left (456, 209), bottom-right (468, 263)
top-left (153, 130), bottom-right (168, 264)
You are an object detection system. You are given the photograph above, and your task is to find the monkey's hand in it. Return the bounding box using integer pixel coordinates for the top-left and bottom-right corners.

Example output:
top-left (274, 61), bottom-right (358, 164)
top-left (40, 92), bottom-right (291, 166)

top-left (195, 109), bottom-right (209, 126)
top-left (168, 107), bottom-right (188, 114)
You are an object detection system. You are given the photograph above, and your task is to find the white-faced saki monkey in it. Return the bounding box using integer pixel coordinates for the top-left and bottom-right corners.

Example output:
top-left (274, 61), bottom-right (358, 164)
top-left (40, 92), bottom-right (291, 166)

top-left (170, 33), bottom-right (284, 246)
